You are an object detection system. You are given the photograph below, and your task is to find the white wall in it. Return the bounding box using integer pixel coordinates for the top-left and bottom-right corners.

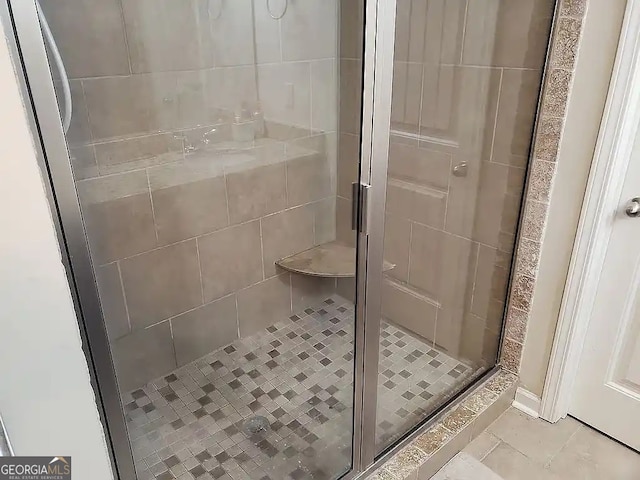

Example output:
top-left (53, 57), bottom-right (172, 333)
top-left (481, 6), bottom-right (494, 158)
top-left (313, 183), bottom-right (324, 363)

top-left (0, 20), bottom-right (114, 480)
top-left (520, 0), bottom-right (627, 397)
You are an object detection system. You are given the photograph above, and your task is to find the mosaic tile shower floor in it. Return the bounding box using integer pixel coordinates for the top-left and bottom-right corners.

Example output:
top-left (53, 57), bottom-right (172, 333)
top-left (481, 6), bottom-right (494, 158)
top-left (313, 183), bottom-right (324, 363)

top-left (124, 295), bottom-right (478, 480)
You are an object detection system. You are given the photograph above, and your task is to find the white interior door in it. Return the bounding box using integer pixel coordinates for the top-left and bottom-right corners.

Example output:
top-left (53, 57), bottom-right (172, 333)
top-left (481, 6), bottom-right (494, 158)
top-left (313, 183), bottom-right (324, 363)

top-left (570, 125), bottom-right (640, 451)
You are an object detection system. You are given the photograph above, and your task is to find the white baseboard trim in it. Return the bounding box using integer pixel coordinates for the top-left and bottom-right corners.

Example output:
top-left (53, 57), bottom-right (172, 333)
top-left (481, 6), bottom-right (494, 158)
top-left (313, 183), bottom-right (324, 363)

top-left (512, 387), bottom-right (541, 418)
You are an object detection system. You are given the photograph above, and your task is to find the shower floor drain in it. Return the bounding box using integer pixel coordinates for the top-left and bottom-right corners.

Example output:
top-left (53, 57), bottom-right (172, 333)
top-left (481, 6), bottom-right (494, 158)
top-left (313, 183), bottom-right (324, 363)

top-left (243, 416), bottom-right (271, 437)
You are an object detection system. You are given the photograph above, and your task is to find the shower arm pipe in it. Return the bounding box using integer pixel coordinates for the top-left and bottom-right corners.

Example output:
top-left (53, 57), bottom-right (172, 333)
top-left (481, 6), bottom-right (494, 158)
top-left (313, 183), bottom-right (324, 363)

top-left (35, 0), bottom-right (72, 133)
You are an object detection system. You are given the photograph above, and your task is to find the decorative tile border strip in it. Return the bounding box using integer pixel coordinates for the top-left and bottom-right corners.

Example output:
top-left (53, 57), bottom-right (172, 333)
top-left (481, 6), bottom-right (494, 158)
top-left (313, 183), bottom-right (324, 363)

top-left (367, 370), bottom-right (517, 480)
top-left (500, 0), bottom-right (589, 374)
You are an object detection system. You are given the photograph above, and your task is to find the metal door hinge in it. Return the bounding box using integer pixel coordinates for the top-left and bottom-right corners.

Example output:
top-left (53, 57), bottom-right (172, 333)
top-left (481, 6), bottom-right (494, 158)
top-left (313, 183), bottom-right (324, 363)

top-left (351, 182), bottom-right (371, 234)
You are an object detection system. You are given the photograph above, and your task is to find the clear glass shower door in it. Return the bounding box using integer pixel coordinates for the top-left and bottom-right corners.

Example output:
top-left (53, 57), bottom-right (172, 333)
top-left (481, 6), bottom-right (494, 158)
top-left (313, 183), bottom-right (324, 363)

top-left (372, 0), bottom-right (555, 454)
top-left (17, 0), bottom-right (368, 478)
top-left (7, 0), bottom-right (559, 475)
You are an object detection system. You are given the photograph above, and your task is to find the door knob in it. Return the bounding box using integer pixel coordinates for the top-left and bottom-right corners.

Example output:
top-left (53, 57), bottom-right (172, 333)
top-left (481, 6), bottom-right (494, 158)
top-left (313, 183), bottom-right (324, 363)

top-left (452, 162), bottom-right (468, 177)
top-left (625, 198), bottom-right (640, 217)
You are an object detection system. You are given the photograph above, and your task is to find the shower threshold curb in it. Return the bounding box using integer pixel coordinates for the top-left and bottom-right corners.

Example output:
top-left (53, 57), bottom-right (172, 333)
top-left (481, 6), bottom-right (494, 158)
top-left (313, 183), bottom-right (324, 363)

top-left (366, 369), bottom-right (517, 480)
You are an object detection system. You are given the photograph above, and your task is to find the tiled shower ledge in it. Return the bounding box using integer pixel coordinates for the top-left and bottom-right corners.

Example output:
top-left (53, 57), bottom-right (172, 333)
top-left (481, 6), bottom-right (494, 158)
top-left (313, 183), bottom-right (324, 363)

top-left (366, 370), bottom-right (517, 480)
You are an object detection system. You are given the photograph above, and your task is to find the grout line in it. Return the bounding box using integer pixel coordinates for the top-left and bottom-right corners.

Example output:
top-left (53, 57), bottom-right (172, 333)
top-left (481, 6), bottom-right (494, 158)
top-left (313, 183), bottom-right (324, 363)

top-left (143, 292), bottom-right (237, 330)
top-left (544, 422), bottom-right (582, 467)
top-left (479, 438), bottom-right (502, 462)
top-left (195, 237), bottom-right (205, 305)
top-left (116, 0), bottom-right (133, 75)
top-left (488, 68), bottom-right (505, 163)
top-left (407, 221), bottom-right (414, 283)
top-left (70, 58), bottom-right (341, 82)
top-left (235, 293), bottom-right (241, 339)
top-left (259, 217), bottom-right (266, 281)
top-left (289, 273), bottom-right (294, 314)
top-left (145, 169), bottom-right (159, 243)
top-left (223, 170), bottom-right (231, 226)
top-left (117, 261), bottom-right (132, 334)
top-left (93, 197), bottom-right (332, 267)
top-left (469, 243), bottom-right (482, 315)
top-left (459, 0), bottom-right (470, 65)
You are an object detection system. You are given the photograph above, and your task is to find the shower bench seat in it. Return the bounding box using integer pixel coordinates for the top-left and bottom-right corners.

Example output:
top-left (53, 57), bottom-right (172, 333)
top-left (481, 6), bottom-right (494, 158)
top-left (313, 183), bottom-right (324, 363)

top-left (276, 240), bottom-right (395, 278)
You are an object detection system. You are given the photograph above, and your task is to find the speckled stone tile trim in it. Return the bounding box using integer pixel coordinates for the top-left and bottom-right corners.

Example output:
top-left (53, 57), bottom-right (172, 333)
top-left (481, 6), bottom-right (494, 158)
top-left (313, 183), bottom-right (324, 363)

top-left (503, 0), bottom-right (589, 376)
top-left (368, 370), bottom-right (517, 480)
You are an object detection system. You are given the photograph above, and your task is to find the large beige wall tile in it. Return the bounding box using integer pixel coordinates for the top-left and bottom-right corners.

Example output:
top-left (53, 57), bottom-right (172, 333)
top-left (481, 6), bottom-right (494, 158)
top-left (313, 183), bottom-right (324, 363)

top-left (82, 74), bottom-right (175, 141)
top-left (151, 177), bottom-right (229, 245)
top-left (171, 295), bottom-right (239, 366)
top-left (258, 62), bottom-right (311, 129)
top-left (339, 59), bottom-right (363, 135)
top-left (442, 67), bottom-right (500, 156)
top-left (237, 275), bottom-right (292, 336)
top-left (337, 277), bottom-right (356, 303)
top-left (226, 163), bottom-right (287, 224)
top-left (286, 153), bottom-right (332, 207)
top-left (383, 214), bottom-right (411, 282)
top-left (421, 64), bottom-right (456, 134)
top-left (394, 0), bottom-right (412, 63)
top-left (121, 0), bottom-right (213, 73)
top-left (174, 70), bottom-right (210, 130)
top-left (473, 162), bottom-right (525, 247)
top-left (39, 0), bottom-right (130, 78)
top-left (392, 0), bottom-right (466, 71)
top-left (311, 59), bottom-right (338, 133)
top-left (445, 153), bottom-right (482, 239)
top-left (459, 313), bottom-right (487, 363)
top-left (340, 0), bottom-right (365, 59)
top-left (336, 196), bottom-right (355, 246)
top-left (471, 245), bottom-right (510, 323)
top-left (198, 221), bottom-right (263, 302)
top-left (388, 142), bottom-right (451, 190)
top-left (253, 0), bottom-right (282, 64)
top-left (392, 62), bottom-right (423, 129)
top-left (314, 197), bottom-right (337, 245)
top-left (291, 275), bottom-right (336, 312)
top-left (386, 179), bottom-right (447, 229)
top-left (382, 278), bottom-right (437, 343)
top-left (261, 205), bottom-right (315, 278)
top-left (209, 0), bottom-right (254, 67)
top-left (492, 69), bottom-right (546, 167)
top-left (82, 193), bottom-right (157, 265)
top-left (281, 0), bottom-right (338, 61)
top-left (95, 263), bottom-right (129, 341)
top-left (69, 145), bottom-right (98, 181)
top-left (407, 0), bottom-right (428, 63)
top-left (337, 133), bottom-right (360, 199)
top-left (462, 0), bottom-right (555, 69)
top-left (435, 307), bottom-right (466, 355)
top-left (205, 66), bottom-right (258, 114)
top-left (408, 224), bottom-right (473, 310)
top-left (65, 81), bottom-right (92, 147)
top-left (120, 240), bottom-right (202, 328)
top-left (391, 61), bottom-right (409, 125)
top-left (93, 133), bottom-right (179, 176)
top-left (112, 322), bottom-right (175, 391)
top-left (439, 0), bottom-right (468, 65)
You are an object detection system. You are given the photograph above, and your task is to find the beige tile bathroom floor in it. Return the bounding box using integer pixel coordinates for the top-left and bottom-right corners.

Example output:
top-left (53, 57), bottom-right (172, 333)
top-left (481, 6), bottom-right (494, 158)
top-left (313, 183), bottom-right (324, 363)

top-left (463, 407), bottom-right (640, 480)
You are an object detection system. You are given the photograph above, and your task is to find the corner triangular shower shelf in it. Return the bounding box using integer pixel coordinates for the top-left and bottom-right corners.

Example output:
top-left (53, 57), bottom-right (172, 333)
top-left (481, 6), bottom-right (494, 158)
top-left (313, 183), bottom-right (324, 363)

top-left (276, 241), bottom-right (395, 278)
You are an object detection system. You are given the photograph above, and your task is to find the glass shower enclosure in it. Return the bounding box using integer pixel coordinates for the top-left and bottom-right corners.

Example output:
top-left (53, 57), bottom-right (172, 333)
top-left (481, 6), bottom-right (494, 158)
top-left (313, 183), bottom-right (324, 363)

top-left (3, 0), bottom-right (555, 478)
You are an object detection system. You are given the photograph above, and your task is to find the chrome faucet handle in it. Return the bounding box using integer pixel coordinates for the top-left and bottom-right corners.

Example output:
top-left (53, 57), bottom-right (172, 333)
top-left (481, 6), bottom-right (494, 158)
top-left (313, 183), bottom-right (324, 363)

top-left (173, 134), bottom-right (198, 154)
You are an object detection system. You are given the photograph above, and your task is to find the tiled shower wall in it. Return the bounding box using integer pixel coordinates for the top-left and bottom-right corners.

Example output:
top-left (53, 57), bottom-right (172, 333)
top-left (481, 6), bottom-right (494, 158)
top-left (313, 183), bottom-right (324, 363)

top-left (338, 0), bottom-right (555, 365)
top-left (41, 0), bottom-right (342, 390)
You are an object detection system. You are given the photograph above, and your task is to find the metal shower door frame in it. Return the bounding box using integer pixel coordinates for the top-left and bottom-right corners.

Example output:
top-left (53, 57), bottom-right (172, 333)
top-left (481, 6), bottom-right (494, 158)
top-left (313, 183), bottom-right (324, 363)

top-left (0, 0), bottom-right (399, 478)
